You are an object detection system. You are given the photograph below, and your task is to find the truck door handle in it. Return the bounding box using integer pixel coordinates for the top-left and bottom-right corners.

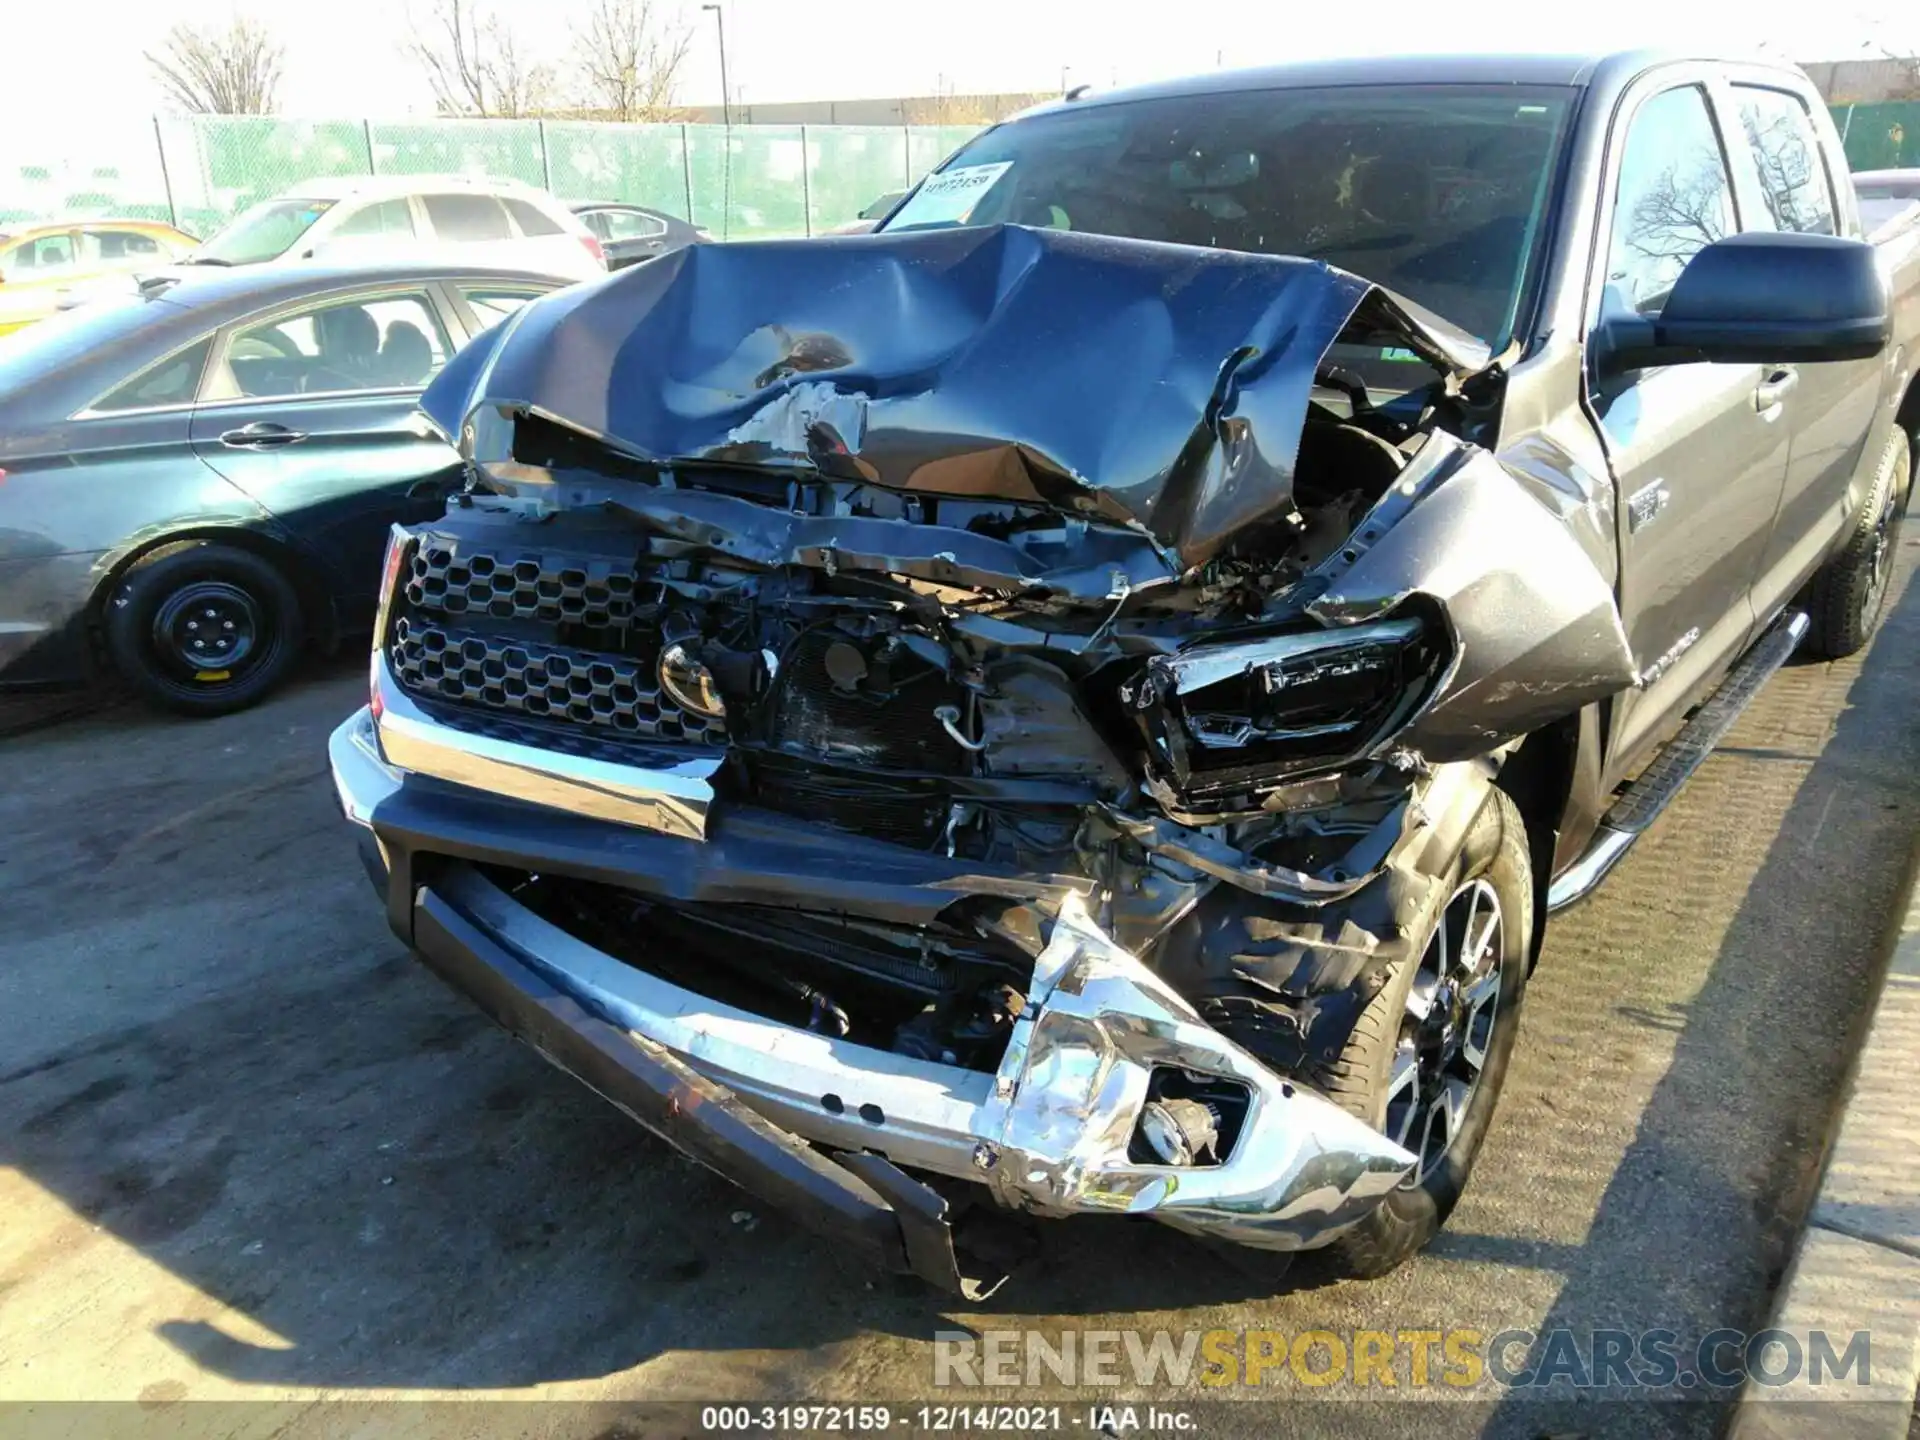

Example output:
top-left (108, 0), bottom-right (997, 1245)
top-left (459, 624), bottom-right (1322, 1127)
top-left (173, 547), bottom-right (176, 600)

top-left (1754, 367), bottom-right (1799, 411)
top-left (220, 422), bottom-right (308, 448)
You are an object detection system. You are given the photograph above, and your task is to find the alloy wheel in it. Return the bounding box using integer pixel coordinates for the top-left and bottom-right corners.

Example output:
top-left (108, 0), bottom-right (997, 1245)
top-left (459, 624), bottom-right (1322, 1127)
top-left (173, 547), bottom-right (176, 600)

top-left (1382, 876), bottom-right (1504, 1184)
top-left (1862, 478), bottom-right (1901, 631)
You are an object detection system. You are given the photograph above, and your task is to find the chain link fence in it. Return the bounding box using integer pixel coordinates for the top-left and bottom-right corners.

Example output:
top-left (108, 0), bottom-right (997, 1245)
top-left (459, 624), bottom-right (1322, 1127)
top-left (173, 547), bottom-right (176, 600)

top-left (1, 116), bottom-right (986, 240)
top-left (9, 103), bottom-right (1913, 242)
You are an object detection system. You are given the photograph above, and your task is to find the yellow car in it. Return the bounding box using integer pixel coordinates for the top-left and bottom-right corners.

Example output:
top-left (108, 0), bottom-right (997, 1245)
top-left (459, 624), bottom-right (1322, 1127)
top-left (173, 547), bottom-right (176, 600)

top-left (0, 220), bottom-right (199, 337)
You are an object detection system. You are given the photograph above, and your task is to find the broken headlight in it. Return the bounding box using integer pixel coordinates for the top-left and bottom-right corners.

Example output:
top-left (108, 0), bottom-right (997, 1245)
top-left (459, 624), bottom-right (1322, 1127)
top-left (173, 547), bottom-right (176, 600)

top-left (1134, 615), bottom-right (1444, 800)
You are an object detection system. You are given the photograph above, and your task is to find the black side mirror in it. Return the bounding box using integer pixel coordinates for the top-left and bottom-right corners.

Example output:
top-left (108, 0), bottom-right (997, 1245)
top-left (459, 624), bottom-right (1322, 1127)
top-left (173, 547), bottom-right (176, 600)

top-left (1594, 231), bottom-right (1889, 375)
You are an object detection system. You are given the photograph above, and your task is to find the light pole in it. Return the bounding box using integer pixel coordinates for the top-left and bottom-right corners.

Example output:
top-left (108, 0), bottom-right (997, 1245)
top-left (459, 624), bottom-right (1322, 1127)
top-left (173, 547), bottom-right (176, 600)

top-left (702, 4), bottom-right (732, 128)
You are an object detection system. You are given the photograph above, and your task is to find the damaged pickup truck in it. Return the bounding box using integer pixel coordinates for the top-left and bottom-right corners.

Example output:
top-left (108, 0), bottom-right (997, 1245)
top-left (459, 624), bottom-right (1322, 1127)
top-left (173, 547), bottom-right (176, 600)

top-left (330, 51), bottom-right (1920, 1292)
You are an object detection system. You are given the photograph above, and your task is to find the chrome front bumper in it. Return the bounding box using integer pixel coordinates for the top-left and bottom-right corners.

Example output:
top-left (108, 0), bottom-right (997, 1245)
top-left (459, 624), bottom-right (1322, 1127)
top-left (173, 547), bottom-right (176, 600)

top-left (369, 652), bottom-right (721, 840)
top-left (330, 700), bottom-right (1418, 1252)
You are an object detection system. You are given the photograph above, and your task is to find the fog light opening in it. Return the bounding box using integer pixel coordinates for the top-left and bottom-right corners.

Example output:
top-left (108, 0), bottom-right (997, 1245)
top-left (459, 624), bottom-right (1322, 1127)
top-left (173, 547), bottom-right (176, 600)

top-left (1130, 1068), bottom-right (1251, 1167)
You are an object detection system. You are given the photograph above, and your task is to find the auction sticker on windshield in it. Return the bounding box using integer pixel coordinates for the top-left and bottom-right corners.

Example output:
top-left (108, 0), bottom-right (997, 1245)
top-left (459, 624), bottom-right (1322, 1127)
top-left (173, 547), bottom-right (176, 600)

top-left (889, 163), bottom-right (1014, 228)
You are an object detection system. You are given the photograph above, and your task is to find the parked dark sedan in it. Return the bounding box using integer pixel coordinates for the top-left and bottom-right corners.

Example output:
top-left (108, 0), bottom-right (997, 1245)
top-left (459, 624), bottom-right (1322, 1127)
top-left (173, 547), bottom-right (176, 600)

top-left (0, 263), bottom-right (564, 714)
top-left (569, 203), bottom-right (706, 269)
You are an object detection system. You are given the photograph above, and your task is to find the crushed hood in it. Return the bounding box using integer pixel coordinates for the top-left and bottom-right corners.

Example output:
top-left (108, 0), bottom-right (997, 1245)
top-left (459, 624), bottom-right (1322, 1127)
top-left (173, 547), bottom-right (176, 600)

top-left (424, 223), bottom-right (1488, 569)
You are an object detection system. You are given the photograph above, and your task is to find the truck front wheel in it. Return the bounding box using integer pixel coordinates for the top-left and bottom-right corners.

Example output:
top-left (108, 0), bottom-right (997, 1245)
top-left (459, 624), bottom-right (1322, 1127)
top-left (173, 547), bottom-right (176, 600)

top-left (1310, 787), bottom-right (1534, 1279)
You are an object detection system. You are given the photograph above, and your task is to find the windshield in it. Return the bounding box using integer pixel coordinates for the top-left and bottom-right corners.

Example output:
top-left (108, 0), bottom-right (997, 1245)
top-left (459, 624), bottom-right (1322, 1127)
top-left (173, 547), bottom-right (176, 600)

top-left (883, 85), bottom-right (1575, 348)
top-left (194, 198), bottom-right (335, 265)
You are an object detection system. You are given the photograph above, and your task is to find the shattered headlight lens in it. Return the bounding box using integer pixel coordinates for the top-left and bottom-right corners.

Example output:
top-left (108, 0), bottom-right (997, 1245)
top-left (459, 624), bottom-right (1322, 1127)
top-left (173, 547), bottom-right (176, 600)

top-left (1137, 616), bottom-right (1444, 793)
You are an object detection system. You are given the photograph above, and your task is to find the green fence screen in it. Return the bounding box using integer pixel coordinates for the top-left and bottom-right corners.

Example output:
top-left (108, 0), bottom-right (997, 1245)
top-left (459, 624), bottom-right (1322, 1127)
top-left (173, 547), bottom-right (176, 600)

top-left (0, 115), bottom-right (984, 240)
top-left (7, 105), bottom-right (1911, 241)
top-left (1836, 102), bottom-right (1920, 172)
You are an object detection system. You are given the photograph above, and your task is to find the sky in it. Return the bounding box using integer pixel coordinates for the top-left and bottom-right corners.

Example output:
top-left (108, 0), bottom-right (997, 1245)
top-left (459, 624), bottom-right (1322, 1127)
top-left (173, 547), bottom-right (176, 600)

top-left (7, 0), bottom-right (1920, 130)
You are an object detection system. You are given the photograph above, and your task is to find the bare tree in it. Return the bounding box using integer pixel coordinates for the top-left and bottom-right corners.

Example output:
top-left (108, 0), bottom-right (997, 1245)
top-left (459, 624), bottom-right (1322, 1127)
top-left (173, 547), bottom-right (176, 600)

top-left (1626, 164), bottom-right (1732, 267)
top-left (901, 77), bottom-right (1010, 126)
top-left (407, 0), bottom-right (553, 118)
top-left (571, 0), bottom-right (693, 122)
top-left (147, 17), bottom-right (284, 115)
top-left (1859, 30), bottom-right (1920, 95)
top-left (1606, 156), bottom-right (1734, 312)
top-left (485, 22), bottom-right (553, 119)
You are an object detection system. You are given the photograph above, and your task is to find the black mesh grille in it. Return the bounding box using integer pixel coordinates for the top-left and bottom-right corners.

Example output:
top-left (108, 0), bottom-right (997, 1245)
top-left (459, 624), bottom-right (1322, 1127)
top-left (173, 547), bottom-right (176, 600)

top-left (405, 541), bottom-right (639, 627)
top-left (389, 617), bottom-right (726, 745)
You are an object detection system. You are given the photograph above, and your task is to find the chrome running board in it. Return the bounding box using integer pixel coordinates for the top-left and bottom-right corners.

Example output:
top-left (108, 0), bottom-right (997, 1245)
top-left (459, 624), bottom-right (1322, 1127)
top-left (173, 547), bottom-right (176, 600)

top-left (1546, 609), bottom-right (1809, 912)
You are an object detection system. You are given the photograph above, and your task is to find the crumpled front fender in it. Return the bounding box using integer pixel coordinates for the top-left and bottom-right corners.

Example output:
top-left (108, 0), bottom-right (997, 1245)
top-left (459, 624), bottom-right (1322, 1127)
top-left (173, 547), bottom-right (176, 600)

top-left (1307, 432), bottom-right (1637, 762)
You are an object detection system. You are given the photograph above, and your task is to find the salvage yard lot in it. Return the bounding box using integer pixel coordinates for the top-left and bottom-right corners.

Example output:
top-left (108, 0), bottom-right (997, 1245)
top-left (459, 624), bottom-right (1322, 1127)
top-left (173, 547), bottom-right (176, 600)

top-left (3, 546), bottom-right (1920, 1439)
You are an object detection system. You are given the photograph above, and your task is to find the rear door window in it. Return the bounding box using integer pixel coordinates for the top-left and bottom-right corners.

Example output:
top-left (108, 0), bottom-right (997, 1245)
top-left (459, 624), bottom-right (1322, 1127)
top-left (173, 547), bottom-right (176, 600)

top-left (83, 229), bottom-right (163, 261)
top-left (605, 209), bottom-right (667, 240)
top-left (7, 232), bottom-right (78, 273)
top-left (91, 336), bottom-right (214, 412)
top-left (421, 194), bottom-right (513, 242)
top-left (1733, 85), bottom-right (1837, 236)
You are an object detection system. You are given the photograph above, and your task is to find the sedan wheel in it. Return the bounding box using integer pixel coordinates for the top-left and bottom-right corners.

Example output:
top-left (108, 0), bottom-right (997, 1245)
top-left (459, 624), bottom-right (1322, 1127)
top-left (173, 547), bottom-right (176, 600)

top-left (105, 542), bottom-right (305, 717)
top-left (152, 580), bottom-right (268, 679)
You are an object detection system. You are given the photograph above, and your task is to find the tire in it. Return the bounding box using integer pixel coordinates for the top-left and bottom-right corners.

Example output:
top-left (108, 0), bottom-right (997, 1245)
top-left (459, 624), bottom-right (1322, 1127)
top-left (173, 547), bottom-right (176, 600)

top-left (105, 542), bottom-right (305, 717)
top-left (1310, 788), bottom-right (1533, 1278)
top-left (1803, 422), bottom-right (1909, 660)
top-left (1903, 424), bottom-right (1918, 519)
